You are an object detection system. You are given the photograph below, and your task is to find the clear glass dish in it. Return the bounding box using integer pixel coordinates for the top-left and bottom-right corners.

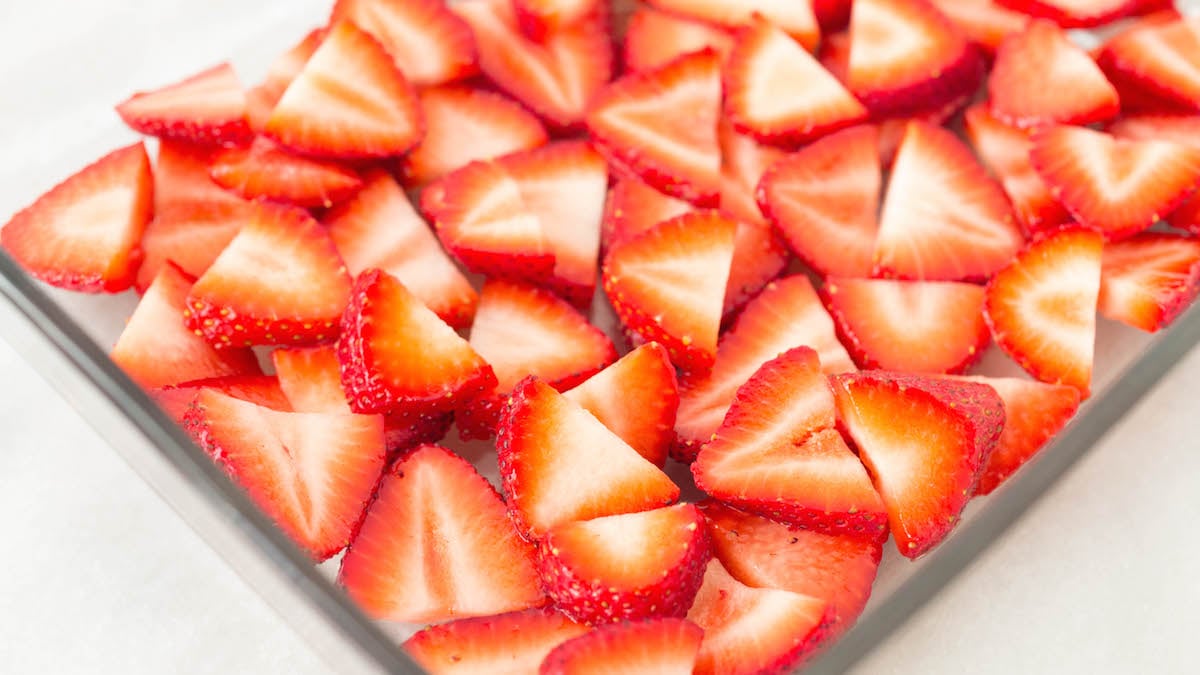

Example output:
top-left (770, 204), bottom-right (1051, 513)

top-left (2, 2), bottom-right (1199, 673)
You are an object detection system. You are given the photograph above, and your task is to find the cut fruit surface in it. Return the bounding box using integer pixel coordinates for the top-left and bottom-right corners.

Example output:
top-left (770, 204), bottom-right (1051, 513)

top-left (539, 618), bottom-right (703, 675)
top-left (153, 139), bottom-right (247, 212)
top-left (245, 29), bottom-right (324, 133)
top-left (622, 6), bottom-right (735, 73)
top-left (208, 137), bottom-right (363, 208)
top-left (1097, 15), bottom-right (1200, 113)
top-left (1098, 232), bottom-right (1200, 333)
top-left (928, 0), bottom-right (1029, 55)
top-left (404, 608), bottom-right (588, 675)
top-left (116, 62), bottom-right (252, 147)
top-left (330, 0), bottom-right (477, 86)
top-left (134, 201), bottom-right (250, 293)
top-left (646, 0), bottom-right (820, 50)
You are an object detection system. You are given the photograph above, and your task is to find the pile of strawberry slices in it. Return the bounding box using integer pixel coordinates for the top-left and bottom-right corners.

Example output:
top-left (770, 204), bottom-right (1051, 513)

top-left (6, 0), bottom-right (1200, 672)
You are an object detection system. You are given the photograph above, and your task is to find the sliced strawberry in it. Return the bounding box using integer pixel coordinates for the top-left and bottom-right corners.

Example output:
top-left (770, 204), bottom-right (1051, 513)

top-left (950, 375), bottom-right (1080, 495)
top-left (874, 121), bottom-right (1023, 281)
top-left (622, 6), bottom-right (735, 73)
top-left (988, 19), bottom-right (1120, 129)
top-left (404, 608), bottom-right (588, 674)
top-left (185, 388), bottom-right (385, 560)
top-left (846, 0), bottom-right (985, 117)
top-left (1097, 16), bottom-right (1200, 113)
top-left (831, 372), bottom-right (1004, 558)
top-left (326, 170), bottom-right (477, 329)
top-left (265, 21), bottom-right (421, 159)
top-left (338, 269), bottom-right (496, 417)
top-left (116, 63), bottom-right (252, 147)
top-left (823, 277), bottom-right (990, 374)
top-left (1108, 113), bottom-right (1200, 150)
top-left (587, 50), bottom-right (723, 207)
top-left (399, 86), bottom-right (547, 189)
top-left (874, 89), bottom-right (972, 167)
top-left (694, 347), bottom-right (888, 537)
top-left (513, 0), bottom-right (601, 39)
top-left (997, 0), bottom-right (1142, 28)
top-left (1030, 125), bottom-right (1200, 240)
top-left (964, 104), bottom-right (1072, 234)
top-left (208, 137), bottom-right (363, 208)
top-left (602, 178), bottom-right (694, 255)
top-left (1169, 193), bottom-right (1200, 235)
top-left (112, 264), bottom-right (258, 389)
top-left (540, 618), bottom-right (703, 675)
top-left (185, 203), bottom-right (351, 348)
top-left (453, 0), bottom-right (611, 130)
top-left (723, 17), bottom-right (867, 146)
top-left (497, 378), bottom-right (680, 539)
top-left (686, 559), bottom-right (832, 675)
top-left (674, 275), bottom-right (855, 462)
top-left (646, 0), bottom-right (820, 51)
top-left (330, 0), bottom-right (477, 86)
top-left (929, 0), bottom-right (1030, 56)
top-left (134, 201), bottom-right (250, 293)
top-left (535, 503), bottom-right (711, 624)
top-left (1098, 232), bottom-right (1200, 332)
top-left (818, 28), bottom-right (851, 83)
top-left (153, 139), bottom-right (246, 212)
top-left (985, 227), bottom-right (1103, 395)
top-left (2, 142), bottom-right (151, 293)
top-left (159, 375), bottom-right (292, 417)
top-left (756, 124), bottom-right (880, 278)
top-left (814, 0), bottom-right (853, 32)
top-left (245, 29), bottom-right (324, 133)
top-left (338, 444), bottom-right (542, 623)
top-left (603, 211), bottom-right (736, 373)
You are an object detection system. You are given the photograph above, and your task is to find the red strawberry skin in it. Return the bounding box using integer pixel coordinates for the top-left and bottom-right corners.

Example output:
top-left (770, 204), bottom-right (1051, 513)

top-left (539, 618), bottom-right (704, 675)
top-left (116, 63), bottom-right (253, 147)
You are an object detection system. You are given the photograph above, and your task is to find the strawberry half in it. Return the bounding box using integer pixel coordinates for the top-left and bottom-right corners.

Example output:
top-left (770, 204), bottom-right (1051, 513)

top-left (156, 375), bottom-right (291, 419)
top-left (339, 444), bottom-right (543, 624)
top-left (723, 17), bottom-right (867, 146)
top-left (540, 618), bottom-right (704, 675)
top-left (1097, 15), bottom-right (1200, 113)
top-left (535, 503), bottom-right (711, 624)
top-left (693, 347), bottom-right (888, 537)
top-left (831, 372), bottom-right (1004, 558)
top-left (928, 0), bottom-right (1030, 56)
top-left (674, 275), bottom-right (856, 462)
top-left (134, 202), bottom-right (249, 294)
top-left (1108, 113), bottom-right (1200, 149)
top-left (985, 227), bottom-right (1104, 395)
top-left (1098, 232), bottom-right (1200, 333)
top-left (184, 388), bottom-right (386, 560)
top-left (603, 210), bottom-right (736, 373)
top-left (823, 277), bottom-right (990, 374)
top-left (513, 0), bottom-right (601, 40)
top-left (601, 178), bottom-right (693, 255)
top-left (756, 124), bottom-right (881, 278)
top-left (325, 170), bottom-right (477, 329)
top-left (153, 139), bottom-right (247, 212)
top-left (1030, 125), bottom-right (1200, 241)
top-left (988, 19), bottom-right (1120, 129)
top-left (874, 121), bottom-right (1023, 281)
top-left (330, 0), bottom-right (477, 86)
top-left (404, 608), bottom-right (588, 675)
top-left (116, 63), bottom-right (252, 147)
top-left (587, 50), bottom-right (723, 207)
top-left (700, 501), bottom-right (883, 639)
top-left (950, 375), bottom-right (1081, 495)
top-left (645, 0), bottom-right (820, 51)
top-left (997, 0), bottom-right (1143, 28)
top-left (686, 559), bottom-right (832, 675)
top-left (245, 29), bottom-right (324, 133)
top-left (2, 142), bottom-right (152, 293)
top-left (622, 6), bottom-right (735, 73)
top-left (265, 21), bottom-right (421, 159)
top-left (208, 137), bottom-right (363, 208)
top-left (496, 378), bottom-right (680, 539)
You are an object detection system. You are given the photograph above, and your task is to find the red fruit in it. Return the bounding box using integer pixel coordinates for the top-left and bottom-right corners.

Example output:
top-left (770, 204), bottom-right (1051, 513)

top-left (245, 29), bottom-right (324, 133)
top-left (603, 211), bottom-right (736, 373)
top-left (540, 618), bottom-right (703, 675)
top-left (587, 50), bottom-right (723, 207)
top-left (996, 0), bottom-right (1143, 28)
top-left (874, 121), bottom-right (1023, 281)
top-left (723, 17), bottom-right (867, 146)
top-left (330, 0), bottom-right (477, 86)
top-left (694, 347), bottom-right (888, 537)
top-left (928, 0), bottom-right (1030, 55)
top-left (1169, 194), bottom-right (1200, 235)
top-left (1098, 232), bottom-right (1200, 333)
top-left (874, 90), bottom-right (972, 167)
top-left (158, 375), bottom-right (291, 419)
top-left (404, 608), bottom-right (588, 675)
top-left (1030, 125), bottom-right (1200, 241)
top-left (112, 264), bottom-right (258, 389)
top-left (964, 104), bottom-right (1072, 234)
top-left (622, 6), bottom-right (735, 73)
top-left (686, 559), bottom-right (832, 675)
top-left (674, 275), bottom-right (856, 462)
top-left (514, 0), bottom-right (601, 39)
top-left (338, 269), bottom-right (496, 416)
top-left (2, 143), bottom-right (151, 293)
top-left (988, 20), bottom-right (1120, 129)
top-left (1108, 113), bottom-right (1200, 150)
top-left (116, 63), bottom-right (252, 147)
top-left (535, 503), bottom-right (711, 624)
top-left (823, 277), bottom-right (990, 374)
top-left (339, 444), bottom-right (543, 623)
top-left (209, 137), bottom-right (363, 208)
top-left (846, 0), bottom-right (985, 117)
top-left (453, 0), bottom-right (611, 130)
top-left (601, 178), bottom-right (693, 255)
top-left (756, 124), bottom-right (881, 278)
top-left (153, 139), bottom-right (246, 212)
top-left (645, 0), bottom-right (820, 51)
top-left (399, 86), bottom-right (547, 188)
top-left (185, 203), bottom-right (351, 348)
top-left (496, 378), bottom-right (680, 539)
top-left (814, 0), bottom-right (853, 32)
top-left (950, 375), bottom-right (1080, 495)
top-left (325, 170), bottom-right (477, 329)
top-left (985, 227), bottom-right (1104, 396)
top-left (184, 388), bottom-right (386, 560)
top-left (1097, 16), bottom-right (1200, 113)
top-left (265, 21), bottom-right (421, 159)
top-left (831, 372), bottom-right (1004, 558)
top-left (135, 201), bottom-right (250, 293)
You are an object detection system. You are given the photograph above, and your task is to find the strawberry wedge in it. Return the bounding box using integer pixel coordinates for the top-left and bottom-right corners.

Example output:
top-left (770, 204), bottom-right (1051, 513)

top-left (623, 6), bottom-right (735, 73)
top-left (404, 608), bottom-right (588, 675)
top-left (540, 618), bottom-right (703, 675)
top-left (330, 0), bottom-right (477, 86)
top-left (1098, 232), bottom-right (1200, 333)
top-left (116, 63), bottom-right (253, 147)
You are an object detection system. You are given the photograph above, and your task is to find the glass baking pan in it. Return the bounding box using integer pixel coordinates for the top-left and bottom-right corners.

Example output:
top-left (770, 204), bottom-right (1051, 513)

top-left (2, 1), bottom-right (1199, 672)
